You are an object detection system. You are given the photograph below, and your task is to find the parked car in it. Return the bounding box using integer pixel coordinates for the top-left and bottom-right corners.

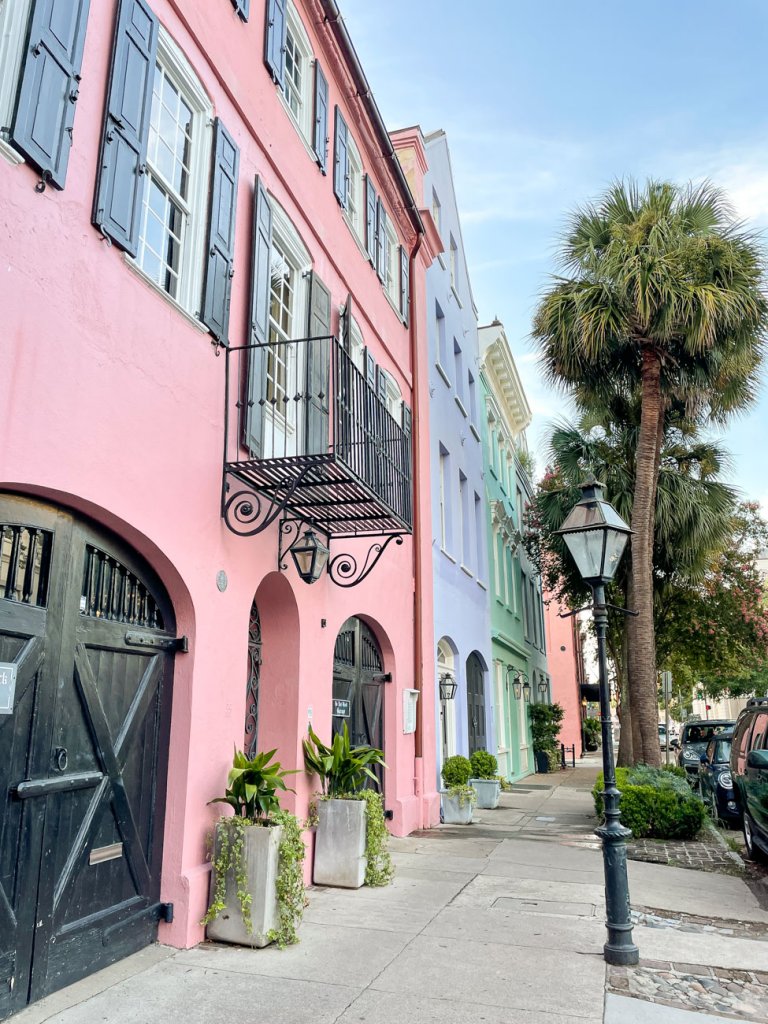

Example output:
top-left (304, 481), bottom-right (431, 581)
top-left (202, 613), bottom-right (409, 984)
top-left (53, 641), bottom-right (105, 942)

top-left (658, 723), bottom-right (668, 750)
top-left (678, 720), bottom-right (734, 780)
top-left (730, 698), bottom-right (768, 861)
top-left (698, 729), bottom-right (739, 827)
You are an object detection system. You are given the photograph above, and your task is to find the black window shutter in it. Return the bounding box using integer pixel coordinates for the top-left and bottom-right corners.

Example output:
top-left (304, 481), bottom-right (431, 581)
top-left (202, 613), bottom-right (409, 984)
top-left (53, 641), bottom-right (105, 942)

top-left (11, 0), bottom-right (91, 190)
top-left (365, 176), bottom-right (377, 264)
top-left (264, 0), bottom-right (286, 86)
top-left (244, 176), bottom-right (273, 457)
top-left (376, 366), bottom-right (387, 407)
top-left (399, 245), bottom-right (409, 324)
top-left (92, 0), bottom-right (158, 255)
top-left (333, 106), bottom-right (348, 207)
top-left (313, 62), bottom-right (328, 174)
top-left (365, 348), bottom-right (376, 389)
top-left (341, 292), bottom-right (353, 352)
top-left (401, 402), bottom-right (412, 436)
top-left (305, 272), bottom-right (332, 455)
top-left (202, 119), bottom-right (240, 343)
top-left (376, 199), bottom-right (387, 282)
top-left (230, 0), bottom-right (250, 19)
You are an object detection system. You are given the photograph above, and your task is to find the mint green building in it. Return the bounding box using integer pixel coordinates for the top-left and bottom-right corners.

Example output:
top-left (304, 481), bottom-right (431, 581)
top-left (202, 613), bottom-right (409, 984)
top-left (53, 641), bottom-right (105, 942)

top-left (479, 321), bottom-right (550, 781)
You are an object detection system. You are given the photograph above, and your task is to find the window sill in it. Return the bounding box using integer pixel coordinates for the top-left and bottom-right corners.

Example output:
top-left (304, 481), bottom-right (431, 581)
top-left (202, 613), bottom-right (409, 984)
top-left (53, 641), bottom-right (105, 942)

top-left (454, 395), bottom-right (468, 418)
top-left (450, 285), bottom-right (463, 308)
top-left (460, 564), bottom-right (473, 578)
top-left (470, 423), bottom-right (481, 443)
top-left (435, 362), bottom-right (452, 388)
top-left (476, 579), bottom-right (487, 590)
top-left (383, 284), bottom-right (406, 325)
top-left (440, 548), bottom-right (457, 564)
top-left (437, 253), bottom-right (446, 270)
top-left (0, 138), bottom-right (24, 167)
top-left (123, 255), bottom-right (210, 335)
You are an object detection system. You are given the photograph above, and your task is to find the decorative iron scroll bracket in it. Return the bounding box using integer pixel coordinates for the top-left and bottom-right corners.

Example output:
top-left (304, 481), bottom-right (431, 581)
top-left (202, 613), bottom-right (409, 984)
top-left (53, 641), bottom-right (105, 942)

top-left (327, 534), bottom-right (405, 589)
top-left (278, 517), bottom-right (327, 571)
top-left (222, 465), bottom-right (315, 537)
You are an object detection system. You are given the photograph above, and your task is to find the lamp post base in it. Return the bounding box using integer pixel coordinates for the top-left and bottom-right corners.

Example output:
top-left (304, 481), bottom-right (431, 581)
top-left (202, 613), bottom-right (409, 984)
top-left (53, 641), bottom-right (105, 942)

top-left (604, 940), bottom-right (640, 966)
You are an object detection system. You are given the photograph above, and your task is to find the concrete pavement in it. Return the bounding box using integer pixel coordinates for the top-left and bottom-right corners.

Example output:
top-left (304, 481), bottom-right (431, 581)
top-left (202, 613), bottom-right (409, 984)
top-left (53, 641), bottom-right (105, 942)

top-left (13, 758), bottom-right (768, 1023)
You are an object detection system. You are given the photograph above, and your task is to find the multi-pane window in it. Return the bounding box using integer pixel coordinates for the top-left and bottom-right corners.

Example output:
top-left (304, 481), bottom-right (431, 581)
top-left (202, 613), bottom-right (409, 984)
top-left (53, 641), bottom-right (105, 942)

top-left (280, 4), bottom-right (313, 143)
top-left (134, 36), bottom-right (211, 311)
top-left (468, 371), bottom-right (477, 424)
top-left (267, 241), bottom-right (295, 409)
top-left (346, 134), bottom-right (364, 241)
top-left (0, 0), bottom-right (32, 153)
top-left (137, 65), bottom-right (193, 300)
top-left (436, 302), bottom-right (448, 369)
top-left (449, 235), bottom-right (458, 290)
top-left (439, 444), bottom-right (451, 551)
top-left (474, 493), bottom-right (484, 582)
top-left (385, 221), bottom-right (399, 305)
top-left (453, 340), bottom-right (464, 404)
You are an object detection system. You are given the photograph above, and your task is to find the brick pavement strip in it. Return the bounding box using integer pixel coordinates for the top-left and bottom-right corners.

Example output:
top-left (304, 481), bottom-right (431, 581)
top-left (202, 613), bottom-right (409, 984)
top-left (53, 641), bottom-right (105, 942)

top-left (607, 962), bottom-right (768, 1021)
top-left (626, 828), bottom-right (744, 876)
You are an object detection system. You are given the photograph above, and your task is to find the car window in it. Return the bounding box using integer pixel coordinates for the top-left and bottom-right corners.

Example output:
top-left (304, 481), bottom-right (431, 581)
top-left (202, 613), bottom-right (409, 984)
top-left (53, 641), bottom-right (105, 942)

top-left (752, 712), bottom-right (768, 751)
top-left (713, 738), bottom-right (731, 763)
top-left (705, 739), bottom-right (715, 762)
top-left (733, 720), bottom-right (750, 773)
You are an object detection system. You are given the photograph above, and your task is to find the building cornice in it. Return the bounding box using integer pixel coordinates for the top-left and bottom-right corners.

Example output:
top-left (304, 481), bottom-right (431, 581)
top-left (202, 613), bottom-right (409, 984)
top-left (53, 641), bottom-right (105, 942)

top-left (478, 322), bottom-right (532, 437)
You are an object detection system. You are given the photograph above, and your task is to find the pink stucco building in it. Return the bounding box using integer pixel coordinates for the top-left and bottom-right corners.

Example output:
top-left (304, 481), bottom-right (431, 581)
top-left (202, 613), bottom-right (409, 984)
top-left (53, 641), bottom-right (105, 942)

top-left (0, 0), bottom-right (439, 1013)
top-left (544, 594), bottom-right (585, 756)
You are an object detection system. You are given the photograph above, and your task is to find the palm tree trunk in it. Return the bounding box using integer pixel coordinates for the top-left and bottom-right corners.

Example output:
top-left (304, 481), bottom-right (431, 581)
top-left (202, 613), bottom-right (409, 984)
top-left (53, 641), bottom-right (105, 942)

top-left (617, 614), bottom-right (633, 766)
top-left (627, 346), bottom-right (662, 766)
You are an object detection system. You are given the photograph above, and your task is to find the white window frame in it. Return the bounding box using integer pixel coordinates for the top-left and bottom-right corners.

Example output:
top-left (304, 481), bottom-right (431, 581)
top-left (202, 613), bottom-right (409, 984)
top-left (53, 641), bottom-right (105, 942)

top-left (279, 1), bottom-right (314, 145)
top-left (385, 219), bottom-right (400, 307)
top-left (380, 369), bottom-right (402, 420)
top-left (349, 316), bottom-right (365, 372)
top-left (344, 132), bottom-right (365, 244)
top-left (263, 197), bottom-right (312, 457)
top-left (134, 28), bottom-right (212, 316)
top-left (0, 0), bottom-right (32, 165)
top-left (449, 235), bottom-right (458, 289)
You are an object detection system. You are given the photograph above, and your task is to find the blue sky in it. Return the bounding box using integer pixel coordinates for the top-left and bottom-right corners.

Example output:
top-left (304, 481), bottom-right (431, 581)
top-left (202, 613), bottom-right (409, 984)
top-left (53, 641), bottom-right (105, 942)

top-left (344, 0), bottom-right (768, 507)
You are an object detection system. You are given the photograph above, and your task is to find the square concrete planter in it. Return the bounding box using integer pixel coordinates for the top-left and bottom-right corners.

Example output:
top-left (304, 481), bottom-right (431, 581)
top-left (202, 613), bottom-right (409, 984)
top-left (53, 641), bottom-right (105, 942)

top-left (470, 778), bottom-right (501, 809)
top-left (313, 798), bottom-right (366, 888)
top-left (206, 821), bottom-right (282, 947)
top-left (441, 790), bottom-right (474, 824)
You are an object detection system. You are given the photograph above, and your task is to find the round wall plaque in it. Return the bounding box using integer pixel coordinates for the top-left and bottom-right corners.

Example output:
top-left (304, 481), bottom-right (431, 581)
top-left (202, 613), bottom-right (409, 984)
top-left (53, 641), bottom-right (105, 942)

top-left (216, 570), bottom-right (228, 592)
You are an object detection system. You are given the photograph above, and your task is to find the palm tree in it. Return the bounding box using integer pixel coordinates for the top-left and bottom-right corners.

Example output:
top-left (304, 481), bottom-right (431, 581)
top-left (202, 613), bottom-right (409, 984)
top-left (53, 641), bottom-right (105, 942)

top-left (534, 183), bottom-right (765, 765)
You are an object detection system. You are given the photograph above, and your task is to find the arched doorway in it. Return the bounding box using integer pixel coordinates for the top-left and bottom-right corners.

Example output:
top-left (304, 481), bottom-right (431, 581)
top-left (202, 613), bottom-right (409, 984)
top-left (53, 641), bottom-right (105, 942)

top-left (332, 617), bottom-right (385, 785)
top-left (436, 638), bottom-right (457, 765)
top-left (466, 652), bottom-right (487, 755)
top-left (0, 494), bottom-right (176, 1015)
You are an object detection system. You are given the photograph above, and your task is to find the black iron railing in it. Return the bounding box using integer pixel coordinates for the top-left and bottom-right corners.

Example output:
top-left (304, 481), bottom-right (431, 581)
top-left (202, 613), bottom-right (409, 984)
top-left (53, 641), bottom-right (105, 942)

top-left (223, 336), bottom-right (412, 534)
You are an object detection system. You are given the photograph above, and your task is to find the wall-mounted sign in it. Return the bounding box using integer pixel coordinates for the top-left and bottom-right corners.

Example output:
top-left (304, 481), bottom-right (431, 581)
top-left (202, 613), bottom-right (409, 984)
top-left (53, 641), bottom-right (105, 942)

top-left (0, 663), bottom-right (17, 715)
top-left (332, 698), bottom-right (351, 718)
top-left (403, 688), bottom-right (419, 735)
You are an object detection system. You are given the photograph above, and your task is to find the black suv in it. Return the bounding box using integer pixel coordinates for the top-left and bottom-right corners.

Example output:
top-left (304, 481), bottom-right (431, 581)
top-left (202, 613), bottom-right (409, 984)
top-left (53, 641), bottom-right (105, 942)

top-left (730, 698), bottom-right (768, 860)
top-left (677, 720), bottom-right (733, 779)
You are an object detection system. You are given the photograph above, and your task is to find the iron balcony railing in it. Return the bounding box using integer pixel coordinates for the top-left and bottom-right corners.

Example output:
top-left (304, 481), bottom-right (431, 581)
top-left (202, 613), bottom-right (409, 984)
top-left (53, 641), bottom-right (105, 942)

top-left (223, 335), bottom-right (413, 535)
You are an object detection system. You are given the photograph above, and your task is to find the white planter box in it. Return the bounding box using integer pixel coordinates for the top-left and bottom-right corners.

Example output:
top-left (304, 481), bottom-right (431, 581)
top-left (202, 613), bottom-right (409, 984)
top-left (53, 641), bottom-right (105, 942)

top-left (441, 790), bottom-right (474, 824)
top-left (471, 778), bottom-right (501, 809)
top-left (313, 798), bottom-right (366, 888)
top-left (206, 821), bottom-right (282, 947)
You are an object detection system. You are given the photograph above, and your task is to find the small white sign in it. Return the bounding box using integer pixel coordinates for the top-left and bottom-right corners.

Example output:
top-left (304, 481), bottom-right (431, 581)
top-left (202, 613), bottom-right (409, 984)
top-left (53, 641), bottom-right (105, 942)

top-left (402, 689), bottom-right (419, 735)
top-left (0, 662), bottom-right (17, 714)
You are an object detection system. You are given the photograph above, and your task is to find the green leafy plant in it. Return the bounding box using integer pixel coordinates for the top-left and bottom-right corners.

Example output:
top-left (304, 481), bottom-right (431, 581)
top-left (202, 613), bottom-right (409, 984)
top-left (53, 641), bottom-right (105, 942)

top-left (441, 755), bottom-right (472, 788)
top-left (202, 750), bottom-right (306, 946)
top-left (469, 750), bottom-right (498, 779)
top-left (359, 790), bottom-right (394, 886)
top-left (592, 766), bottom-right (706, 840)
top-left (528, 703), bottom-right (564, 754)
top-left (302, 723), bottom-right (386, 797)
top-left (209, 747), bottom-right (296, 821)
top-left (583, 717), bottom-right (601, 747)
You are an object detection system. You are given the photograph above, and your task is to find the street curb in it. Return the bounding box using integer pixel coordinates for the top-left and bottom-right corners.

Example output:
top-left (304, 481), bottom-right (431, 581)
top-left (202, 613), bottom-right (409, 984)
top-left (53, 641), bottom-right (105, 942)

top-left (704, 821), bottom-right (746, 873)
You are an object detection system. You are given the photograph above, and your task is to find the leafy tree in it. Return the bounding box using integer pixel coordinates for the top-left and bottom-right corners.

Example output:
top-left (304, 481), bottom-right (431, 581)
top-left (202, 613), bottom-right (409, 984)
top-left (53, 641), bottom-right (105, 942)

top-left (533, 180), bottom-right (767, 764)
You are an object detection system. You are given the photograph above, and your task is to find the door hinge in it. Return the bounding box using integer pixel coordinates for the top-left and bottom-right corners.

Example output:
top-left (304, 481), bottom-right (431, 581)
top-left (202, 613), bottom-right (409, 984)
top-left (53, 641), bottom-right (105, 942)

top-left (159, 902), bottom-right (174, 923)
top-left (125, 632), bottom-right (189, 653)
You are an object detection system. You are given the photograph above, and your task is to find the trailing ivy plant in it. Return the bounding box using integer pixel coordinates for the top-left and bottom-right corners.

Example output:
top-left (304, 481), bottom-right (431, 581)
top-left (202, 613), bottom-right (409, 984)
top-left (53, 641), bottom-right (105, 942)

top-left (202, 748), bottom-right (307, 947)
top-left (359, 790), bottom-right (394, 887)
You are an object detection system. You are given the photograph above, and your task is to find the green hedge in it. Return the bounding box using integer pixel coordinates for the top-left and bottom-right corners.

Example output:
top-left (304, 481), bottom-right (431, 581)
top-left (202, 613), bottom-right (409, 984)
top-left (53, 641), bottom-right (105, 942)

top-left (592, 765), bottom-right (706, 840)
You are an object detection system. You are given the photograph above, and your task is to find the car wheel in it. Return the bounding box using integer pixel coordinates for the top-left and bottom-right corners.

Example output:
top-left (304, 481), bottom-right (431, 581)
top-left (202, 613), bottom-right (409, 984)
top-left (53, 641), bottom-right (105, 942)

top-left (743, 812), bottom-right (765, 862)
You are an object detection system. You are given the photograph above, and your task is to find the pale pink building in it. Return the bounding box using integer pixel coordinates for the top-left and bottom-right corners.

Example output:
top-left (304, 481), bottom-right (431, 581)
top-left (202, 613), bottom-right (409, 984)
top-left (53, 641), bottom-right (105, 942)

top-left (0, 0), bottom-right (439, 1013)
top-left (544, 595), bottom-right (585, 756)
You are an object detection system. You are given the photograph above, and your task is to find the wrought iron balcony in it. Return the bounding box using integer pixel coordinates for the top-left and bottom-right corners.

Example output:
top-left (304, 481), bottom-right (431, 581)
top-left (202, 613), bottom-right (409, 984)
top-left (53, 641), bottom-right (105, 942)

top-left (222, 336), bottom-right (413, 542)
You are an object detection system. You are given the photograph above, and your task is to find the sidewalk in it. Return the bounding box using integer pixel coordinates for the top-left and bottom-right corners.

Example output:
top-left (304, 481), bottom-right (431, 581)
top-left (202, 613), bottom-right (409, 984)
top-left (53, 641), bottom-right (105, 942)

top-left (14, 759), bottom-right (768, 1023)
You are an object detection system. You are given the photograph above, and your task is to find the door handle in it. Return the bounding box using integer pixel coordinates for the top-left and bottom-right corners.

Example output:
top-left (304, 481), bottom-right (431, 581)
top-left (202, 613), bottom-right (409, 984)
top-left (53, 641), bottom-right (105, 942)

top-left (53, 747), bottom-right (68, 773)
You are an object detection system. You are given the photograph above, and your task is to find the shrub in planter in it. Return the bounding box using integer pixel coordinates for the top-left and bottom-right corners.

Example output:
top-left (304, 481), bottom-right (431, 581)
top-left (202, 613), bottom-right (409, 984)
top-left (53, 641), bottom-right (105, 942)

top-left (469, 750), bottom-right (501, 809)
top-left (303, 724), bottom-right (392, 888)
top-left (203, 748), bottom-right (306, 948)
top-left (441, 755), bottom-right (476, 823)
top-left (583, 717), bottom-right (601, 750)
top-left (529, 703), bottom-right (564, 772)
top-left (592, 765), bottom-right (706, 840)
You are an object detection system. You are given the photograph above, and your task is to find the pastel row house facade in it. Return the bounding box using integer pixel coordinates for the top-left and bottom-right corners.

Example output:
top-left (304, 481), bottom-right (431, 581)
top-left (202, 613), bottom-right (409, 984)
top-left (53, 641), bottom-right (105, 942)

top-left (0, 0), bottom-right (442, 1015)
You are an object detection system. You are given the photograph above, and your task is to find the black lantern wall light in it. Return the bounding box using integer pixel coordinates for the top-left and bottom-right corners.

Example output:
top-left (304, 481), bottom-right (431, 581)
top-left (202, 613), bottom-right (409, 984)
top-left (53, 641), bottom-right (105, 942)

top-left (555, 475), bottom-right (638, 967)
top-left (439, 673), bottom-right (458, 701)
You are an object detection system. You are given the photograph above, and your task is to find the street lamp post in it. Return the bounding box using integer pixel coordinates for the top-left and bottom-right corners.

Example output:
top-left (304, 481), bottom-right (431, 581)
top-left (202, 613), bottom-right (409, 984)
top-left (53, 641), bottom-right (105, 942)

top-left (556, 476), bottom-right (639, 967)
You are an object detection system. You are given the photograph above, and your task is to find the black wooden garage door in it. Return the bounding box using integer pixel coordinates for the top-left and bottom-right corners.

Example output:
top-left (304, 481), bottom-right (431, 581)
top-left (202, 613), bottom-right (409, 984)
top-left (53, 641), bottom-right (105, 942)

top-left (0, 495), bottom-right (176, 1017)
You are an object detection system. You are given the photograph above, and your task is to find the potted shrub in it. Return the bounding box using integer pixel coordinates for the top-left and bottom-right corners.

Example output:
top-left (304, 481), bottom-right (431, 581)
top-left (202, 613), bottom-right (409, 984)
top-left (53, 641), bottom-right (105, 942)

top-left (583, 716), bottom-right (600, 751)
top-left (469, 750), bottom-right (501, 809)
top-left (303, 724), bottom-right (393, 889)
top-left (529, 702), bottom-right (565, 774)
top-left (203, 748), bottom-right (306, 948)
top-left (441, 755), bottom-right (476, 824)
